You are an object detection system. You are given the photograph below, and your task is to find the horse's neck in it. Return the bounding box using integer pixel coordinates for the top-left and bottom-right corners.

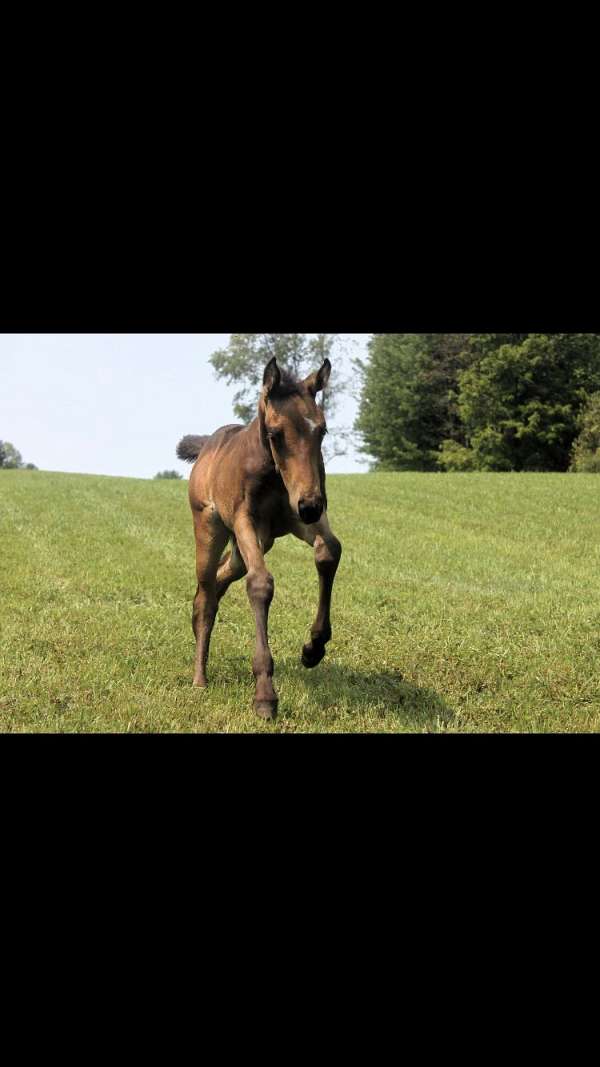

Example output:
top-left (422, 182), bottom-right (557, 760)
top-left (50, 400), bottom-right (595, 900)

top-left (244, 417), bottom-right (275, 469)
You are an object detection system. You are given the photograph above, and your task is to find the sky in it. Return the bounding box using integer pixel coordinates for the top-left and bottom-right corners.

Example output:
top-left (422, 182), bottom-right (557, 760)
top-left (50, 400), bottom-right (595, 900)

top-left (1, 334), bottom-right (370, 479)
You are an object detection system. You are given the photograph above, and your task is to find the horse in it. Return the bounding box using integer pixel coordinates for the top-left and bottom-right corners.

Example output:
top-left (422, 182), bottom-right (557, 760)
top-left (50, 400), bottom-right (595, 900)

top-left (176, 356), bottom-right (342, 720)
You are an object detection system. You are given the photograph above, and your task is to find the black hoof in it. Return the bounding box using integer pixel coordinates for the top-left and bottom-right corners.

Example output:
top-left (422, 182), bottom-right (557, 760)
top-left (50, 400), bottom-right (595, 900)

top-left (254, 698), bottom-right (278, 720)
top-left (301, 641), bottom-right (326, 669)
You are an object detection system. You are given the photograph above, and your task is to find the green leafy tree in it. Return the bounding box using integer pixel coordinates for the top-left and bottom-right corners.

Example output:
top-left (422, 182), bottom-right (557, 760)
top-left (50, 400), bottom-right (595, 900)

top-left (570, 392), bottom-right (600, 472)
top-left (456, 334), bottom-right (600, 471)
top-left (354, 335), bottom-right (426, 470)
top-left (412, 333), bottom-right (473, 449)
top-left (0, 441), bottom-right (24, 469)
top-left (354, 334), bottom-right (471, 470)
top-left (154, 470), bottom-right (183, 480)
top-left (209, 334), bottom-right (350, 458)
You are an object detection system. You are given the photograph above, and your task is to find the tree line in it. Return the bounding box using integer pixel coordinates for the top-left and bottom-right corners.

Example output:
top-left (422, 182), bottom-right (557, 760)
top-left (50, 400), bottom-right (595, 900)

top-left (209, 333), bottom-right (600, 473)
top-left (355, 334), bottom-right (600, 472)
top-left (8, 335), bottom-right (600, 477)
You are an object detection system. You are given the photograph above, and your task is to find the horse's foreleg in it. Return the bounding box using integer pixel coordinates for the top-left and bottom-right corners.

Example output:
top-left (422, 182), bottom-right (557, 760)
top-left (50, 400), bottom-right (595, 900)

top-left (234, 516), bottom-right (278, 720)
top-left (294, 515), bottom-right (342, 669)
top-left (192, 513), bottom-right (228, 688)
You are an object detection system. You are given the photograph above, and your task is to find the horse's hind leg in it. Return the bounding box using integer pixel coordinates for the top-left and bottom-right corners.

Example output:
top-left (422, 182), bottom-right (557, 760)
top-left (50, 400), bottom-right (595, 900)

top-left (293, 514), bottom-right (342, 669)
top-left (192, 511), bottom-right (229, 688)
top-left (216, 538), bottom-right (247, 602)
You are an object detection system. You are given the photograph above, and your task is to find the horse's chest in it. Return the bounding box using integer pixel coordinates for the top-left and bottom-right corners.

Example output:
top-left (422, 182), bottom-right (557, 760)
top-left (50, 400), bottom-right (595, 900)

top-left (251, 485), bottom-right (292, 535)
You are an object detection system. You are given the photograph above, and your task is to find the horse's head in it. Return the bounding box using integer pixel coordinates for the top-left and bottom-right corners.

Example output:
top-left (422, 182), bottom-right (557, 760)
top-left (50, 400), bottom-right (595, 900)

top-left (258, 356), bottom-right (331, 525)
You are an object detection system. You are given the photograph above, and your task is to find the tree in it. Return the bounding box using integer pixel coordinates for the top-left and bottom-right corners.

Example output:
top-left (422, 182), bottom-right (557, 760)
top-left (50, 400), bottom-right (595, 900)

top-left (412, 333), bottom-right (473, 449)
top-left (354, 335), bottom-right (425, 470)
top-left (456, 334), bottom-right (600, 471)
top-left (209, 334), bottom-right (350, 458)
top-left (154, 470), bottom-right (183, 480)
top-left (354, 334), bottom-right (471, 470)
top-left (570, 392), bottom-right (600, 472)
top-left (355, 333), bottom-right (600, 472)
top-left (0, 441), bottom-right (24, 469)
top-left (0, 441), bottom-right (37, 469)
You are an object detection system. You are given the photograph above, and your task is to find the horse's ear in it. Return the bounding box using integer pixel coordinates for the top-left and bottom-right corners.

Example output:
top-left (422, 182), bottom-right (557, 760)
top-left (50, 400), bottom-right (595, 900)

top-left (263, 357), bottom-right (281, 397)
top-left (259, 358), bottom-right (279, 451)
top-left (304, 359), bottom-right (331, 397)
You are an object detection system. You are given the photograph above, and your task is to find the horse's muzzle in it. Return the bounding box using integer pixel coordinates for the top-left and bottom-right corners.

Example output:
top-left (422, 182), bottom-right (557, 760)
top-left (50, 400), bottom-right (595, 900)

top-left (298, 499), bottom-right (323, 525)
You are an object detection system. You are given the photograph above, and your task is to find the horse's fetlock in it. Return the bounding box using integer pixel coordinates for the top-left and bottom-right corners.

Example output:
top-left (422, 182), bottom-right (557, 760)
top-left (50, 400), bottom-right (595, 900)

top-left (252, 652), bottom-right (274, 679)
top-left (311, 623), bottom-right (331, 645)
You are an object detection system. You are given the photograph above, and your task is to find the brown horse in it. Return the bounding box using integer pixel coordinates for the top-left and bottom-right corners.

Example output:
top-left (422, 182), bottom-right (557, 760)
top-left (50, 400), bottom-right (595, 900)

top-left (176, 356), bottom-right (342, 720)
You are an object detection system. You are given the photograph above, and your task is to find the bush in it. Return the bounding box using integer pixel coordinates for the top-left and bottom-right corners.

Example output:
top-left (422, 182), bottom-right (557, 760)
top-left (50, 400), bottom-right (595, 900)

top-left (436, 440), bottom-right (478, 472)
top-left (572, 450), bottom-right (600, 473)
top-left (154, 470), bottom-right (183, 480)
top-left (570, 392), bottom-right (600, 472)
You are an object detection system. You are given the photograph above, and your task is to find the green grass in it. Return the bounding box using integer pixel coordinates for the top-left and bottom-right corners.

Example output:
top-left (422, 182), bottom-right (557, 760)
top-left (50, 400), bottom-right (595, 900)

top-left (2, 468), bottom-right (600, 732)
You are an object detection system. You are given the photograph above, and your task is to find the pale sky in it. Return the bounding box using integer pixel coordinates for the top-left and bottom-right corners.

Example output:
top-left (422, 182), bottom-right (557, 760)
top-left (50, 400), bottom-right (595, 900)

top-left (1, 334), bottom-right (370, 479)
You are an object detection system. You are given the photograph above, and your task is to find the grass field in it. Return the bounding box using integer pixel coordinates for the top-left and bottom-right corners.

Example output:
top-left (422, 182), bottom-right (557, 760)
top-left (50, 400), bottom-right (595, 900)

top-left (2, 469), bottom-right (600, 732)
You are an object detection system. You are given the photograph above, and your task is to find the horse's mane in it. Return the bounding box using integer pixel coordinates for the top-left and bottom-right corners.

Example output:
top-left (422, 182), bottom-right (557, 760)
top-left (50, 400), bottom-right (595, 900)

top-left (271, 369), bottom-right (304, 400)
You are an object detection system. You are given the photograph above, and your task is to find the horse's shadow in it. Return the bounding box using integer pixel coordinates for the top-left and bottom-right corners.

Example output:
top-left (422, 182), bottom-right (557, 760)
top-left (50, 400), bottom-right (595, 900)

top-left (277, 658), bottom-right (454, 731)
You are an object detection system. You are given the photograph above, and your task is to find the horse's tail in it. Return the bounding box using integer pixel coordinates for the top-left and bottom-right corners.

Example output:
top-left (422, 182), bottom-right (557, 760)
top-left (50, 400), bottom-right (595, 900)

top-left (176, 435), bottom-right (210, 463)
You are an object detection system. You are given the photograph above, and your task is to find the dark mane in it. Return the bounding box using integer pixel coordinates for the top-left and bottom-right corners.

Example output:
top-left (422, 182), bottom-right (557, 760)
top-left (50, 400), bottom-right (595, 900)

top-left (271, 369), bottom-right (305, 400)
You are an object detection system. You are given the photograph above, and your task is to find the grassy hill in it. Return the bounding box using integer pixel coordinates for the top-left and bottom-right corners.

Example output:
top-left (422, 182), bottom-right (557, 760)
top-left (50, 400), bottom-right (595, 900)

top-left (2, 469), bottom-right (600, 732)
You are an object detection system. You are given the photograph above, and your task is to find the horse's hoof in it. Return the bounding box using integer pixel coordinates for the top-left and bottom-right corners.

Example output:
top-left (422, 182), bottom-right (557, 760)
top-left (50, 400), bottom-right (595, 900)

top-left (301, 642), bottom-right (326, 669)
top-left (254, 698), bottom-right (278, 720)
top-left (193, 677), bottom-right (208, 688)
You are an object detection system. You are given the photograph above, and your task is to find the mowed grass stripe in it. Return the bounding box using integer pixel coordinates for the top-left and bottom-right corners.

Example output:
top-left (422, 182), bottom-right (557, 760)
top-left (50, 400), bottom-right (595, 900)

top-left (1, 469), bottom-right (600, 732)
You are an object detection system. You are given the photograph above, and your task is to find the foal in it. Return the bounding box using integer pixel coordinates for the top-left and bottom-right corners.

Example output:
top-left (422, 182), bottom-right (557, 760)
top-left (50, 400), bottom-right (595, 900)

top-left (177, 356), bottom-right (342, 720)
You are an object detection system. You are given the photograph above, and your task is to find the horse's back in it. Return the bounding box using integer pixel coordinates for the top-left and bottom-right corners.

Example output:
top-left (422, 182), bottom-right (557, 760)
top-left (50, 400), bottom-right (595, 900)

top-left (178, 424), bottom-right (244, 466)
top-left (211, 424), bottom-right (245, 445)
top-left (198, 424), bottom-right (244, 463)
top-left (188, 423), bottom-right (246, 516)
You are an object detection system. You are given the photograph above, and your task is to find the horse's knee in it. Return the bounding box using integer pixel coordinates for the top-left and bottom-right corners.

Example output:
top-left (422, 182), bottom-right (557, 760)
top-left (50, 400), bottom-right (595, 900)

top-left (246, 568), bottom-right (274, 606)
top-left (315, 535), bottom-right (342, 572)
